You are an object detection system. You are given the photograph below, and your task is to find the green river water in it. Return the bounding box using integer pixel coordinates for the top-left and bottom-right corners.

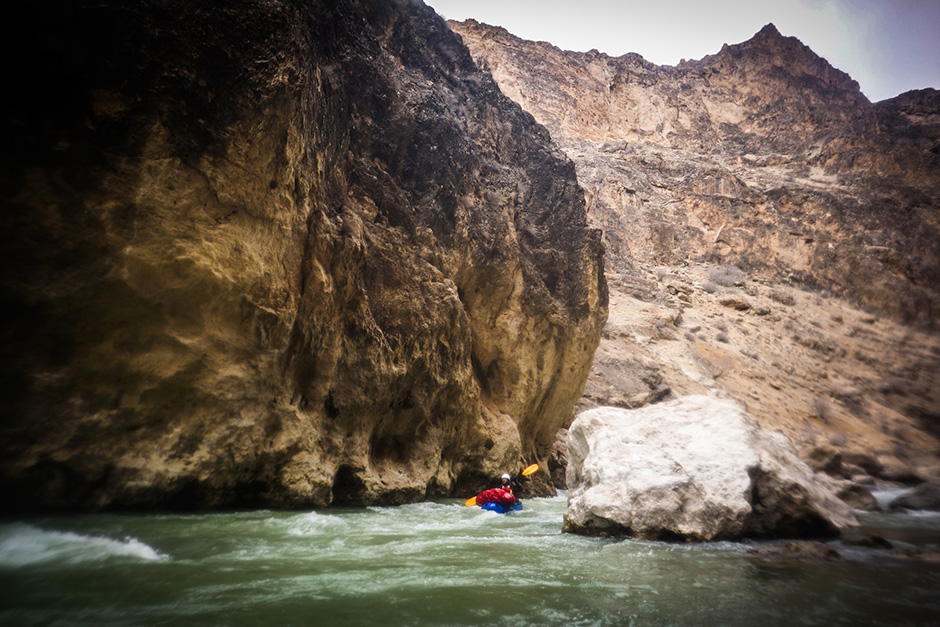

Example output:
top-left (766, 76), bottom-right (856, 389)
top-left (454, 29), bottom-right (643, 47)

top-left (2, 491), bottom-right (939, 626)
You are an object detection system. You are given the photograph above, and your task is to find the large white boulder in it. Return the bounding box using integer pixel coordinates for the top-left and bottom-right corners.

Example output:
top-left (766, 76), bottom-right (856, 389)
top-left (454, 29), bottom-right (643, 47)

top-left (563, 395), bottom-right (857, 540)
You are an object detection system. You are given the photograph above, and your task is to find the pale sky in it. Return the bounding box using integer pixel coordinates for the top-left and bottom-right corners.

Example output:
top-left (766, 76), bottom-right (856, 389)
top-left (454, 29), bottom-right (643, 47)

top-left (426, 0), bottom-right (940, 103)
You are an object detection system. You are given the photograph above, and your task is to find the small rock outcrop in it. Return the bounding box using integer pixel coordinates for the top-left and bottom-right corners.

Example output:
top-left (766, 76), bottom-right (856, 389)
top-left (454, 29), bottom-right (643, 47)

top-left (0, 0), bottom-right (606, 510)
top-left (563, 396), bottom-right (857, 540)
top-left (747, 541), bottom-right (843, 562)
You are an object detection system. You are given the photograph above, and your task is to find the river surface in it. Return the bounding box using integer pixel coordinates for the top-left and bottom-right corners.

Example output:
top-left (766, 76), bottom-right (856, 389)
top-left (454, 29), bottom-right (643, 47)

top-left (2, 492), bottom-right (939, 626)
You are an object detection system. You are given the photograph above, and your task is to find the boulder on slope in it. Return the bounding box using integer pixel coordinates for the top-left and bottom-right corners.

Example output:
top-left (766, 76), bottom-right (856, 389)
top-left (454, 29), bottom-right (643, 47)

top-left (563, 395), bottom-right (857, 540)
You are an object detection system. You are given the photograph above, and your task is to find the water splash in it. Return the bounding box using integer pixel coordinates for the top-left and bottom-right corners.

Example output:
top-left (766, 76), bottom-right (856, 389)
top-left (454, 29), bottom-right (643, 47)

top-left (0, 523), bottom-right (167, 567)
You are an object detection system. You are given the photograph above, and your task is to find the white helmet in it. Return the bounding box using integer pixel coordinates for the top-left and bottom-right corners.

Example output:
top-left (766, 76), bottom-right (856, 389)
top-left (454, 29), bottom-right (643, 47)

top-left (501, 473), bottom-right (511, 480)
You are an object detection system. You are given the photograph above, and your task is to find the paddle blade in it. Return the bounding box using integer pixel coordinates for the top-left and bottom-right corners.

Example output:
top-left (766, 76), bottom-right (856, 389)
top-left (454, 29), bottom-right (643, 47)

top-left (465, 496), bottom-right (477, 506)
top-left (521, 463), bottom-right (539, 476)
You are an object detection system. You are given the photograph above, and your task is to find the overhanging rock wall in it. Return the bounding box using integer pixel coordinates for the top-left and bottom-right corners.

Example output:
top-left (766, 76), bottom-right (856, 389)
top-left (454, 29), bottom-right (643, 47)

top-left (0, 0), bottom-right (607, 510)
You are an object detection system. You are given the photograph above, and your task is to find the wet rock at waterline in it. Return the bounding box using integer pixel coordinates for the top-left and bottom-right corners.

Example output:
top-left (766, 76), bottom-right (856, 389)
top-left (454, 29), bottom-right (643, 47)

top-left (889, 483), bottom-right (940, 512)
top-left (747, 541), bottom-right (844, 562)
top-left (833, 481), bottom-right (880, 512)
top-left (0, 0), bottom-right (606, 511)
top-left (563, 396), bottom-right (857, 540)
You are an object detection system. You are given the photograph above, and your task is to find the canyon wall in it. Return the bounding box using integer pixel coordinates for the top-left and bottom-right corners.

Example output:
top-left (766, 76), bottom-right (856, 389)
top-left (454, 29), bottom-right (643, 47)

top-left (451, 20), bottom-right (940, 480)
top-left (452, 20), bottom-right (940, 326)
top-left (0, 0), bottom-right (606, 511)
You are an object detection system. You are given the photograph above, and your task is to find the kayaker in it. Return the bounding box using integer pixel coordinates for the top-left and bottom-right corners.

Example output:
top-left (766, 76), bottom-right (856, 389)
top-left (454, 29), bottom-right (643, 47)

top-left (497, 472), bottom-right (522, 494)
top-left (466, 464), bottom-right (538, 512)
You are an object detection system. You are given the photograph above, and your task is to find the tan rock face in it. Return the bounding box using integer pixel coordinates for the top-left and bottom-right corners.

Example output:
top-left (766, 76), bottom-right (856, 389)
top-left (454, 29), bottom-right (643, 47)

top-left (451, 19), bottom-right (940, 477)
top-left (0, 0), bottom-right (606, 510)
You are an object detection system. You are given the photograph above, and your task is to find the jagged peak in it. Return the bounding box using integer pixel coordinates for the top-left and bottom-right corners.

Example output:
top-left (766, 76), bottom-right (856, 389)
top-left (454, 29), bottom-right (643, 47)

top-left (700, 23), bottom-right (865, 99)
top-left (755, 22), bottom-right (783, 39)
top-left (731, 22), bottom-right (810, 56)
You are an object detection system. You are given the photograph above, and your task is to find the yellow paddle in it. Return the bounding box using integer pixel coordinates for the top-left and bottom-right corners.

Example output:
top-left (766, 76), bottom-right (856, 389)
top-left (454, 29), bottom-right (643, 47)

top-left (464, 463), bottom-right (539, 506)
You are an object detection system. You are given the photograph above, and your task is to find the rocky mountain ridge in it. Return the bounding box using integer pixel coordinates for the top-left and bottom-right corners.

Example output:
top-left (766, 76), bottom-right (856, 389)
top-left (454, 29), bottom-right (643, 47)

top-left (450, 19), bottom-right (940, 481)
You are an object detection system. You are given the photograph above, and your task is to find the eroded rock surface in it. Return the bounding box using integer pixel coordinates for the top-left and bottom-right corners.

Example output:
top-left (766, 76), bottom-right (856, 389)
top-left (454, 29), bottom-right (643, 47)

top-left (563, 396), bottom-right (857, 540)
top-left (0, 0), bottom-right (606, 511)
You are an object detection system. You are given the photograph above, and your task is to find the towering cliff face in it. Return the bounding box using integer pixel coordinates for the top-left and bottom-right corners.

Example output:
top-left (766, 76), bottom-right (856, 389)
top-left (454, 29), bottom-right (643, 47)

top-left (452, 20), bottom-right (939, 325)
top-left (451, 20), bottom-right (940, 479)
top-left (0, 0), bottom-right (606, 511)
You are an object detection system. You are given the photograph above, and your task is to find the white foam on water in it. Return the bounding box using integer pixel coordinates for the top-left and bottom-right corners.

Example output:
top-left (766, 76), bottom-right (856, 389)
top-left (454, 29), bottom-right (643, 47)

top-left (0, 523), bottom-right (167, 567)
top-left (281, 511), bottom-right (351, 537)
top-left (869, 487), bottom-right (940, 518)
top-left (870, 486), bottom-right (909, 508)
top-left (897, 508), bottom-right (940, 519)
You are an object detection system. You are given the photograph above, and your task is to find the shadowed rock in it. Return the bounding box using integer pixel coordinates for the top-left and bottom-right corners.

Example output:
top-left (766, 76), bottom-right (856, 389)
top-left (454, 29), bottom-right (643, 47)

top-left (0, 0), bottom-right (606, 511)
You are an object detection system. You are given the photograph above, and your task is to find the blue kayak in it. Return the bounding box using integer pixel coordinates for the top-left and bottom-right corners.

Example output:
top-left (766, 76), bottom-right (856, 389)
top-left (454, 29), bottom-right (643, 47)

top-left (480, 502), bottom-right (523, 514)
